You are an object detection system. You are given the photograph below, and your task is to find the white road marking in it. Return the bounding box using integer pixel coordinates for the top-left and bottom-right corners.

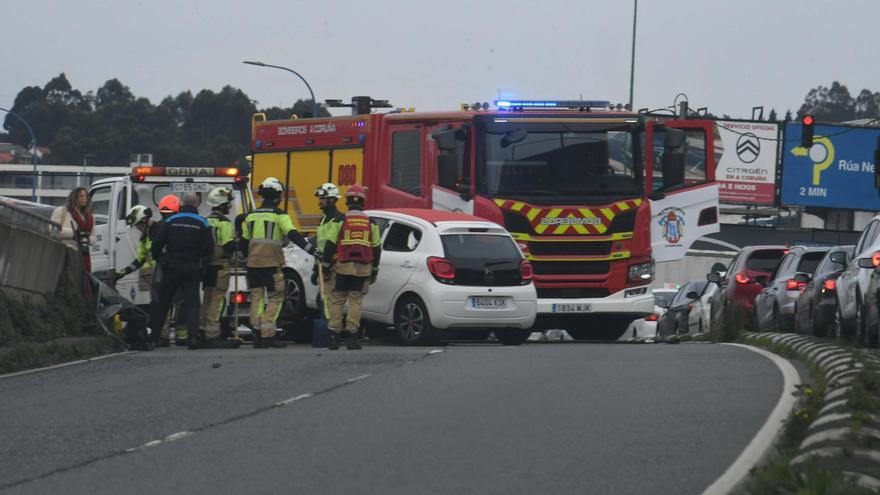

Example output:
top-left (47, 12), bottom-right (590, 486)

top-left (276, 393), bottom-right (312, 406)
top-left (702, 343), bottom-right (800, 495)
top-left (0, 351), bottom-right (133, 380)
top-left (346, 374), bottom-right (372, 383)
top-left (163, 431), bottom-right (192, 442)
top-left (428, 349), bottom-right (444, 355)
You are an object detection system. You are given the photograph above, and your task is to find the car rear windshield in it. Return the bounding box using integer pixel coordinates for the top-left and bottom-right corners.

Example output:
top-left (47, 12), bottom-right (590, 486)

top-left (797, 251), bottom-right (827, 274)
top-left (441, 234), bottom-right (523, 286)
top-left (653, 291), bottom-right (675, 308)
top-left (745, 249), bottom-right (786, 273)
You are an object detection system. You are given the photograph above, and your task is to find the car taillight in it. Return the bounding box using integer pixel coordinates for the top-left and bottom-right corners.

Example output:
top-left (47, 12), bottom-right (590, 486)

top-left (824, 279), bottom-right (836, 291)
top-left (427, 257), bottom-right (455, 284)
top-left (786, 279), bottom-right (807, 291)
top-left (520, 259), bottom-right (533, 283)
top-left (233, 292), bottom-right (247, 304)
top-left (687, 303), bottom-right (694, 311)
top-left (645, 313), bottom-right (659, 321)
top-left (735, 273), bottom-right (751, 284)
top-left (873, 251), bottom-right (880, 267)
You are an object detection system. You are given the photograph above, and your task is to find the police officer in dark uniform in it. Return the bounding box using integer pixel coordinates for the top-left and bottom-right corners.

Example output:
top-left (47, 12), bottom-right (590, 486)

top-left (150, 192), bottom-right (214, 350)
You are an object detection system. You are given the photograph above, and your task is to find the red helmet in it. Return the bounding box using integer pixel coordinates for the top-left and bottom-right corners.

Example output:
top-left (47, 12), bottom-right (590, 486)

top-left (158, 194), bottom-right (181, 214)
top-left (345, 184), bottom-right (367, 200)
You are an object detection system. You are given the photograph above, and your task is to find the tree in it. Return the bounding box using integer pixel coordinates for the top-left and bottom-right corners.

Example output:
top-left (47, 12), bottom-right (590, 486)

top-left (797, 81), bottom-right (855, 122)
top-left (784, 110), bottom-right (793, 122)
top-left (767, 108), bottom-right (778, 121)
top-left (854, 89), bottom-right (880, 120)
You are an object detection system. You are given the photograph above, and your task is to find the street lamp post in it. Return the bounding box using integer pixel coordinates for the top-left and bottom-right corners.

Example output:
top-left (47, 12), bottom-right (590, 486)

top-left (628, 0), bottom-right (638, 110)
top-left (243, 61), bottom-right (318, 118)
top-left (0, 106), bottom-right (38, 202)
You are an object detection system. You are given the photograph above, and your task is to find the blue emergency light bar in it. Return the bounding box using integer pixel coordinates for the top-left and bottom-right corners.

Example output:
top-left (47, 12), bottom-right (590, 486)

top-left (494, 99), bottom-right (611, 109)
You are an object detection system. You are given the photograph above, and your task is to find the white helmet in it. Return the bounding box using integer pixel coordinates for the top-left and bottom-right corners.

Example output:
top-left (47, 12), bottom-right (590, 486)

top-left (207, 186), bottom-right (233, 208)
top-left (125, 205), bottom-right (152, 226)
top-left (314, 182), bottom-right (340, 199)
top-left (260, 177), bottom-right (284, 193)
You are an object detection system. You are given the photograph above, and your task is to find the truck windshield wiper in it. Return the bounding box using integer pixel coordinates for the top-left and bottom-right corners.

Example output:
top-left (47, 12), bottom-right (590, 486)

top-left (497, 188), bottom-right (555, 195)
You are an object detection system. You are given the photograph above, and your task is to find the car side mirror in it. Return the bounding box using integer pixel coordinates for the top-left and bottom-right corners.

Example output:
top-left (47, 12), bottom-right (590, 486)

top-left (686, 291), bottom-right (699, 300)
top-left (706, 272), bottom-right (722, 284)
top-left (829, 251), bottom-right (847, 265)
top-left (858, 257), bottom-right (876, 269)
top-left (794, 273), bottom-right (811, 283)
top-left (710, 262), bottom-right (727, 274)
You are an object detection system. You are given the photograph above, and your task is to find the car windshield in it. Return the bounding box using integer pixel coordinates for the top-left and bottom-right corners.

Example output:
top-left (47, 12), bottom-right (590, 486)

top-left (796, 251), bottom-right (827, 274)
top-left (745, 249), bottom-right (786, 273)
top-left (142, 182), bottom-right (247, 219)
top-left (653, 291), bottom-right (676, 307)
top-left (477, 119), bottom-right (643, 203)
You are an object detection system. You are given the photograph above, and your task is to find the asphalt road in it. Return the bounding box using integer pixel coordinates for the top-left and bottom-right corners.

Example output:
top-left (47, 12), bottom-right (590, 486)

top-left (0, 342), bottom-right (782, 495)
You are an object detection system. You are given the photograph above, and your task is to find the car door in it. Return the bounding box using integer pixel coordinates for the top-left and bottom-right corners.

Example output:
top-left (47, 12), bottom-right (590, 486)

top-left (757, 253), bottom-right (791, 329)
top-left (88, 183), bottom-right (115, 273)
top-left (841, 220), bottom-right (879, 320)
top-left (647, 120), bottom-right (720, 262)
top-left (362, 219), bottom-right (424, 317)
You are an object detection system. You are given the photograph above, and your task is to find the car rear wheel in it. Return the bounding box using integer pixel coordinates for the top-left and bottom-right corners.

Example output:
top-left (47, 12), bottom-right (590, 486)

top-left (394, 296), bottom-right (437, 346)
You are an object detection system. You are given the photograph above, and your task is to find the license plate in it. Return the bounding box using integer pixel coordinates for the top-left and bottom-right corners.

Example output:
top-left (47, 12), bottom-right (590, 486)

top-left (470, 296), bottom-right (508, 309)
top-left (552, 303), bottom-right (592, 313)
top-left (171, 182), bottom-right (212, 192)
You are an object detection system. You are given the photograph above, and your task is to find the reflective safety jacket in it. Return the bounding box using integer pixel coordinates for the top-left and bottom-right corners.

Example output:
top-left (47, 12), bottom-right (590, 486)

top-left (337, 211), bottom-right (374, 263)
top-left (316, 206), bottom-right (345, 257)
top-left (241, 203), bottom-right (311, 267)
top-left (207, 211), bottom-right (235, 265)
top-left (323, 209), bottom-right (381, 276)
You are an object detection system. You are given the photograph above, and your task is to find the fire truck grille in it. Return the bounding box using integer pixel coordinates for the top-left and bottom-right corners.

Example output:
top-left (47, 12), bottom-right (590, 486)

top-left (537, 288), bottom-right (610, 299)
top-left (531, 261), bottom-right (610, 275)
top-left (529, 241), bottom-right (611, 256)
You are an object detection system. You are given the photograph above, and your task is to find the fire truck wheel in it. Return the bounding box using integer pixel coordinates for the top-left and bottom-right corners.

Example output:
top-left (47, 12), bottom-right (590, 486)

top-left (393, 295), bottom-right (437, 346)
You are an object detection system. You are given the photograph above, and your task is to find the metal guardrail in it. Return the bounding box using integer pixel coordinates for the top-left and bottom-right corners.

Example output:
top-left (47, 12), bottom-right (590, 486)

top-left (0, 199), bottom-right (60, 237)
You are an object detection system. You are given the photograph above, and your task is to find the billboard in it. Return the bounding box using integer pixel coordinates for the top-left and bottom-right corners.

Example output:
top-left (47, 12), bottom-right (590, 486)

top-left (715, 120), bottom-right (779, 205)
top-left (780, 123), bottom-right (880, 210)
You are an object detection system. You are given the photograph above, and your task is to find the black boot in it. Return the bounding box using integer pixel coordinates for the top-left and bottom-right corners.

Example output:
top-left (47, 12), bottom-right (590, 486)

top-left (346, 331), bottom-right (362, 350)
top-left (188, 336), bottom-right (199, 350)
top-left (175, 338), bottom-right (189, 347)
top-left (329, 332), bottom-right (340, 350)
top-left (255, 335), bottom-right (287, 348)
top-left (156, 337), bottom-right (170, 348)
top-left (202, 337), bottom-right (240, 349)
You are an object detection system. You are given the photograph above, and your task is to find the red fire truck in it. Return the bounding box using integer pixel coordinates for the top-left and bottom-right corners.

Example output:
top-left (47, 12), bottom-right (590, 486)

top-left (251, 98), bottom-right (721, 339)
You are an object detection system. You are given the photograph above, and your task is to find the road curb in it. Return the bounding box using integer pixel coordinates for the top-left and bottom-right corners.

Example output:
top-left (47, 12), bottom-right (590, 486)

top-left (744, 332), bottom-right (880, 491)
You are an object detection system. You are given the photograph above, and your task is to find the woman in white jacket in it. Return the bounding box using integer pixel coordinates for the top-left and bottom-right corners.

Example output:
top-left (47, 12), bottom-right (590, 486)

top-left (51, 187), bottom-right (95, 272)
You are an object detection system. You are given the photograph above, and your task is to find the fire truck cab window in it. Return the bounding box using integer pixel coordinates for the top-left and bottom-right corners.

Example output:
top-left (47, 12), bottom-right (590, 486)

top-left (390, 130), bottom-right (422, 196)
top-left (651, 128), bottom-right (707, 191)
top-left (383, 222), bottom-right (422, 252)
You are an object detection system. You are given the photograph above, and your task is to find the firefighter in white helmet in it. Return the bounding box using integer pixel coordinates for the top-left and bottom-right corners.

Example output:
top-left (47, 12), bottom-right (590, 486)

top-left (200, 186), bottom-right (240, 348)
top-left (322, 184), bottom-right (381, 350)
top-left (240, 177), bottom-right (316, 348)
top-left (312, 182), bottom-right (345, 318)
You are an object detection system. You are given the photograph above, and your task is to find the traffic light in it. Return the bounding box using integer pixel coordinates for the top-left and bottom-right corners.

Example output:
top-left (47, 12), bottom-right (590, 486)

top-left (801, 115), bottom-right (815, 148)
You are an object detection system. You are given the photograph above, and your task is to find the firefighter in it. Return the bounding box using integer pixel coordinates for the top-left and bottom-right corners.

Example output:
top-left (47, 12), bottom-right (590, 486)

top-left (150, 192), bottom-right (214, 350)
top-left (312, 183), bottom-right (345, 320)
top-left (151, 194), bottom-right (192, 347)
top-left (115, 205), bottom-right (155, 281)
top-left (241, 177), bottom-right (316, 348)
top-left (323, 184), bottom-right (381, 350)
top-left (200, 186), bottom-right (241, 349)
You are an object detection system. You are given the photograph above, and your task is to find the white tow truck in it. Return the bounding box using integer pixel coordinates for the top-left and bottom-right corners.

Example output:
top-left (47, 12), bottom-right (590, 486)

top-left (87, 163), bottom-right (257, 335)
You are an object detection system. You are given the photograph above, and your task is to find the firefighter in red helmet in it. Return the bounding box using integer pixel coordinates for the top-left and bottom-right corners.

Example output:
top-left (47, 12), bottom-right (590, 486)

top-left (322, 184), bottom-right (381, 350)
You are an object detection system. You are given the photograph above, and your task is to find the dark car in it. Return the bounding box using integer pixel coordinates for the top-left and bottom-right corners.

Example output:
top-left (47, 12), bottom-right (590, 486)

top-left (657, 281), bottom-right (706, 336)
top-left (708, 245), bottom-right (788, 325)
top-left (755, 246), bottom-right (829, 332)
top-left (794, 245), bottom-right (854, 337)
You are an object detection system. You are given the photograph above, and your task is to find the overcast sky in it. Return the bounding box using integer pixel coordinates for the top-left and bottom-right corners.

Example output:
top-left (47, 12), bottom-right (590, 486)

top-left (3, 0), bottom-right (878, 118)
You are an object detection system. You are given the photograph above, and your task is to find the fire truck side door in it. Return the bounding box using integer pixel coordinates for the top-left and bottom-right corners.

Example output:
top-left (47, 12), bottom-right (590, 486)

top-left (647, 120), bottom-right (720, 262)
top-left (377, 123), bottom-right (428, 208)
